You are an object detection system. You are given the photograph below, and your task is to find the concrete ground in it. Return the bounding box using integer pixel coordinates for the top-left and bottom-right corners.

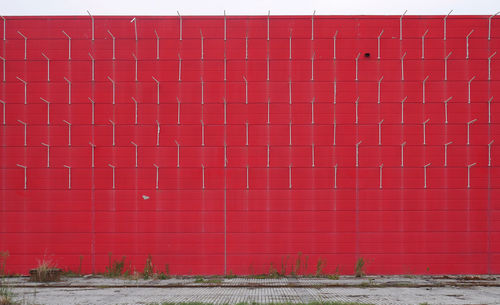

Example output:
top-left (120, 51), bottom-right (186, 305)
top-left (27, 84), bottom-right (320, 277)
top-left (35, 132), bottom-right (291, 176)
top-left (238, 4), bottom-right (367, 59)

top-left (2, 275), bottom-right (500, 305)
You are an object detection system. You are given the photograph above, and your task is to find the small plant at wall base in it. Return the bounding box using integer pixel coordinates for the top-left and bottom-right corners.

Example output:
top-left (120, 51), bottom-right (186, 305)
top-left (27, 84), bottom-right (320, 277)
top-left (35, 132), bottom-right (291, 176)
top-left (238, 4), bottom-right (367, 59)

top-left (30, 259), bottom-right (61, 282)
top-left (143, 255), bottom-right (155, 279)
top-left (355, 257), bottom-right (366, 277)
top-left (0, 282), bottom-right (19, 305)
top-left (315, 258), bottom-right (325, 276)
top-left (104, 253), bottom-right (126, 277)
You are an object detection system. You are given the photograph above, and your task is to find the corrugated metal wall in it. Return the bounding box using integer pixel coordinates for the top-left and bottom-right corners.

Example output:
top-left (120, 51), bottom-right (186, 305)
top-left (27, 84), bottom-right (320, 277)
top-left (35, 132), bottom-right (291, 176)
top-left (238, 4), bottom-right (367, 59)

top-left (0, 15), bottom-right (499, 275)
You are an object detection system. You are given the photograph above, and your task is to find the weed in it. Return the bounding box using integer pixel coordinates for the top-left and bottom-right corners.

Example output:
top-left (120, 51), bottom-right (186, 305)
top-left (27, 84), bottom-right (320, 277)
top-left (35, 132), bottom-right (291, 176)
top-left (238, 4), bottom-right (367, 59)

top-left (355, 257), bottom-right (366, 278)
top-left (268, 263), bottom-right (279, 278)
top-left (315, 258), bottom-right (325, 276)
top-left (0, 252), bottom-right (8, 277)
top-left (419, 303), bottom-right (430, 305)
top-left (31, 259), bottom-right (61, 282)
top-left (194, 276), bottom-right (205, 283)
top-left (104, 253), bottom-right (126, 277)
top-left (280, 256), bottom-right (288, 275)
top-left (0, 282), bottom-right (18, 305)
top-left (78, 255), bottom-right (84, 275)
top-left (291, 252), bottom-right (302, 276)
top-left (143, 255), bottom-right (154, 279)
top-left (224, 270), bottom-right (236, 278)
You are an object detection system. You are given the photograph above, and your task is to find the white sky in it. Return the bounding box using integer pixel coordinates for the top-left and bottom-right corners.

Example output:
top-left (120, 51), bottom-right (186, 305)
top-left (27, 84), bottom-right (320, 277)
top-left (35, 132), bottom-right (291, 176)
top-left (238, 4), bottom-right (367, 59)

top-left (1, 0), bottom-right (499, 16)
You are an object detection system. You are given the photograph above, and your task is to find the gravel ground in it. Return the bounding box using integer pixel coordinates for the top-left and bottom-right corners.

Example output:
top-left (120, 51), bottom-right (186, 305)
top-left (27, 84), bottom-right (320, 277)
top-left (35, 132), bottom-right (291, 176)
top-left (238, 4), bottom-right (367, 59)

top-left (3, 275), bottom-right (500, 305)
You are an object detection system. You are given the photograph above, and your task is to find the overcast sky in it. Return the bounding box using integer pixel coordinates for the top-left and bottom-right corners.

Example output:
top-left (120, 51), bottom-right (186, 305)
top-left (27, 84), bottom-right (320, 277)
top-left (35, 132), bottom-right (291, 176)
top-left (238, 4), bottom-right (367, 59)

top-left (1, 0), bottom-right (499, 16)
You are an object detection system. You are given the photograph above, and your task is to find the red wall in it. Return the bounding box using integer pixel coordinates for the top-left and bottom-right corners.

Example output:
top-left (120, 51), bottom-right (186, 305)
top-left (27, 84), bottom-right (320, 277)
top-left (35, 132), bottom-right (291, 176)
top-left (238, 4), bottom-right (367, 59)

top-left (0, 15), bottom-right (499, 275)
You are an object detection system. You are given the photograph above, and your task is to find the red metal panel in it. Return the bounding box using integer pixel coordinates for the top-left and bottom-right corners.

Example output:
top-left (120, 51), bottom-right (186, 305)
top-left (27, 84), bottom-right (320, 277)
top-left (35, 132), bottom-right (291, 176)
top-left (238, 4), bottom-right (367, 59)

top-left (0, 15), bottom-right (499, 275)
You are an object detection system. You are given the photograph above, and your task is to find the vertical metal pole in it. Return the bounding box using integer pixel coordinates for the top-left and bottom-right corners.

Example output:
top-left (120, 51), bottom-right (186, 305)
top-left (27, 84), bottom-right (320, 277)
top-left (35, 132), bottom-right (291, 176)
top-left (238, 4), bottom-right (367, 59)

top-left (1, 16), bottom-right (5, 41)
top-left (132, 53), bottom-right (138, 82)
top-left (0, 56), bottom-right (5, 82)
top-left (424, 163), bottom-right (431, 188)
top-left (224, 98), bottom-right (227, 125)
top-left (156, 120), bottom-right (160, 146)
top-left (16, 77), bottom-right (27, 105)
top-left (401, 141), bottom-right (406, 167)
top-left (177, 97), bottom-right (180, 125)
top-left (16, 164), bottom-right (27, 190)
top-left (177, 11), bottom-right (182, 40)
top-left (131, 97), bottom-right (138, 124)
top-left (488, 52), bottom-right (496, 81)
top-left (444, 51), bottom-right (452, 81)
top-left (202, 164), bottom-right (205, 189)
top-left (64, 77), bottom-right (71, 104)
top-left (41, 53), bottom-right (50, 82)
top-left (178, 54), bottom-right (182, 81)
top-left (267, 98), bottom-right (270, 125)
top-left (243, 76), bottom-right (247, 104)
top-left (267, 144), bottom-right (270, 168)
top-left (379, 164), bottom-right (383, 189)
top-left (401, 96), bottom-right (407, 124)
top-left (423, 118), bottom-right (430, 145)
top-left (467, 163), bottom-right (476, 188)
top-left (175, 140), bottom-right (180, 168)
top-left (87, 11), bottom-right (94, 41)
top-left (246, 34), bottom-right (248, 60)
top-left (377, 29), bottom-right (383, 60)
top-left (224, 49), bottom-right (226, 81)
top-left (444, 10), bottom-right (453, 41)
top-left (356, 141), bottom-right (362, 167)
top-left (201, 120), bottom-right (205, 146)
top-left (88, 53), bottom-right (94, 81)
top-left (152, 76), bottom-right (160, 105)
top-left (401, 52), bottom-right (406, 81)
top-left (289, 78), bottom-right (292, 105)
top-left (378, 76), bottom-right (383, 104)
top-left (17, 120), bottom-right (27, 146)
top-left (267, 54), bottom-right (270, 81)
top-left (267, 11), bottom-right (270, 41)
top-left (245, 121), bottom-right (248, 146)
top-left (224, 142), bottom-right (227, 167)
top-left (489, 12), bottom-right (499, 41)
top-left (421, 29), bottom-right (429, 60)
top-left (289, 164), bottom-right (292, 189)
top-left (333, 31), bottom-right (338, 60)
top-left (201, 78), bottom-right (204, 105)
top-left (224, 10), bottom-right (226, 41)
top-left (40, 97), bottom-right (50, 125)
top-left (88, 97), bottom-right (95, 125)
top-left (311, 97), bottom-right (314, 124)
top-left (62, 31), bottom-right (71, 60)
top-left (378, 119), bottom-right (384, 145)
top-left (400, 10), bottom-right (407, 41)
top-left (311, 10), bottom-right (315, 40)
top-left (200, 30), bottom-right (204, 61)
top-left (334, 164), bottom-right (338, 189)
top-left (444, 97), bottom-right (452, 124)
top-left (89, 142), bottom-right (96, 168)
top-left (355, 53), bottom-right (360, 81)
top-left (289, 30), bottom-right (292, 60)
top-left (444, 141), bottom-right (452, 167)
top-left (109, 120), bottom-right (115, 146)
top-left (107, 30), bottom-right (115, 60)
top-left (422, 76), bottom-right (429, 104)
top-left (108, 164), bottom-right (116, 189)
top-left (289, 120), bottom-right (292, 146)
top-left (467, 119), bottom-right (477, 145)
top-left (312, 143), bottom-right (315, 167)
top-left (0, 100), bottom-right (5, 125)
top-left (153, 164), bottom-right (159, 189)
top-left (130, 18), bottom-right (137, 41)
top-left (468, 76), bottom-right (475, 103)
top-left (355, 97), bottom-right (359, 124)
top-left (488, 97), bottom-right (493, 124)
top-left (17, 31), bottom-right (27, 60)
top-left (64, 165), bottom-right (71, 190)
top-left (246, 165), bottom-right (249, 189)
top-left (131, 141), bottom-right (138, 168)
top-left (63, 120), bottom-right (72, 146)
top-left (154, 30), bottom-right (159, 60)
top-left (466, 30), bottom-right (474, 59)
top-left (41, 142), bottom-right (50, 167)
top-left (489, 140), bottom-right (494, 167)
top-left (107, 77), bottom-right (115, 105)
